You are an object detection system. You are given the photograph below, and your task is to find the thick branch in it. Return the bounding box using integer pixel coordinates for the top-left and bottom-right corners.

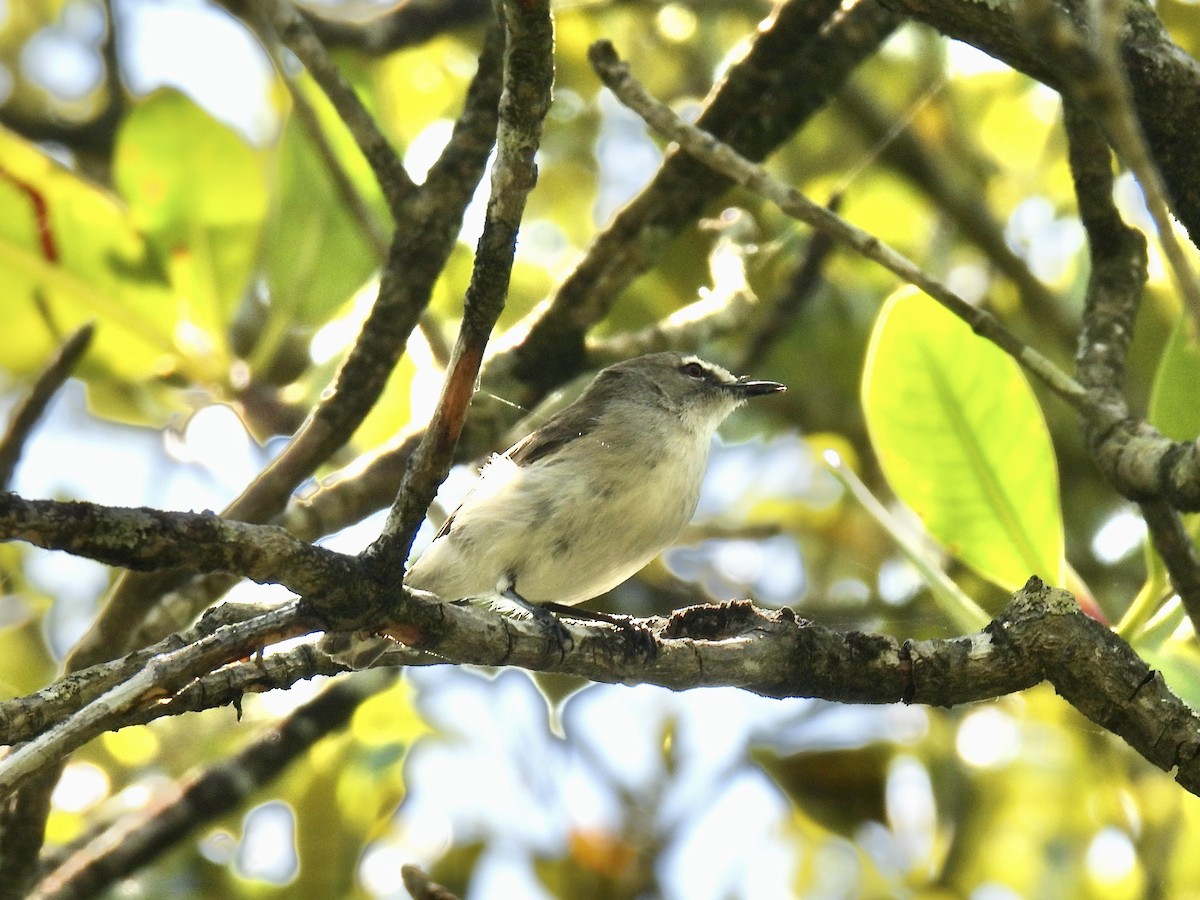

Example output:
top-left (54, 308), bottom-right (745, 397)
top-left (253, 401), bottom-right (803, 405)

top-left (305, 0), bottom-right (491, 55)
top-left (385, 578), bottom-right (1200, 795)
top-left (8, 577), bottom-right (1198, 799)
top-left (0, 492), bottom-right (353, 595)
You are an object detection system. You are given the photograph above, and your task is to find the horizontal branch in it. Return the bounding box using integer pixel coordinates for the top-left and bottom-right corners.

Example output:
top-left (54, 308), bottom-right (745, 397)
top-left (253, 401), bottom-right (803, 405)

top-left (0, 492), bottom-right (354, 596)
top-left (393, 577), bottom-right (1198, 793)
top-left (2, 567), bottom-right (1197, 799)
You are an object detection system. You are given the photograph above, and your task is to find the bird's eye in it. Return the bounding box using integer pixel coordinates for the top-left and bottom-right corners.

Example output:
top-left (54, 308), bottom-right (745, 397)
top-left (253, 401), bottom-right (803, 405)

top-left (682, 362), bottom-right (706, 379)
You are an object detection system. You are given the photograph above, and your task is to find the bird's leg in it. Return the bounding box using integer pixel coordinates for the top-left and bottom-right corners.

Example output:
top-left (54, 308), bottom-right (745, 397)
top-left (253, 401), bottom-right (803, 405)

top-left (501, 587), bottom-right (574, 657)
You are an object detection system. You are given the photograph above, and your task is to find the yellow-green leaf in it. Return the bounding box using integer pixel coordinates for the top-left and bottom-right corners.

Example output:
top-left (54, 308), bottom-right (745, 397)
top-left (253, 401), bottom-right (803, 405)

top-left (114, 88), bottom-right (267, 331)
top-left (0, 127), bottom-right (201, 422)
top-left (1148, 315), bottom-right (1200, 442)
top-left (258, 76), bottom-right (383, 373)
top-left (862, 287), bottom-right (1063, 591)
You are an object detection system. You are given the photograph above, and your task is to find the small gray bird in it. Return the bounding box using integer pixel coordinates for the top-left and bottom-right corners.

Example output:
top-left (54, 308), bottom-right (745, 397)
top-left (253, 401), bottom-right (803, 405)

top-left (407, 351), bottom-right (784, 615)
top-left (326, 351), bottom-right (784, 665)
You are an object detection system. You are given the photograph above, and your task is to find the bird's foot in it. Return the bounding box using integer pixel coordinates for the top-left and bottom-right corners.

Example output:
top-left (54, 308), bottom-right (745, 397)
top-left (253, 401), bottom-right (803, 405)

top-left (540, 603), bottom-right (658, 661)
top-left (502, 589), bottom-right (574, 658)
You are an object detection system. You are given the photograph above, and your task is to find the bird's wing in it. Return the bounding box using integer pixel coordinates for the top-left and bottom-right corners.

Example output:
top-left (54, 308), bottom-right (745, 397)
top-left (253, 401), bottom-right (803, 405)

top-left (504, 406), bottom-right (599, 466)
top-left (427, 408), bottom-right (599, 542)
top-left (429, 507), bottom-right (458, 541)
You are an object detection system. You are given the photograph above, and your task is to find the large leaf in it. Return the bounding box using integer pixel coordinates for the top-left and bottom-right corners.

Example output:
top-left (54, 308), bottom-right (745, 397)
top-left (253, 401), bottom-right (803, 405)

top-left (862, 287), bottom-right (1064, 590)
top-left (114, 88), bottom-right (268, 335)
top-left (0, 128), bottom-right (190, 422)
top-left (257, 75), bottom-right (384, 373)
top-left (1148, 315), bottom-right (1200, 442)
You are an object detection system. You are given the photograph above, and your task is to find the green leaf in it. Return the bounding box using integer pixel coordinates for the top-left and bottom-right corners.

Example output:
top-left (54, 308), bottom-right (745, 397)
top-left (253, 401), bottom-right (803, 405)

top-left (862, 287), bottom-right (1064, 591)
top-left (257, 76), bottom-right (384, 372)
top-left (1148, 316), bottom-right (1200, 441)
top-left (0, 127), bottom-right (197, 423)
top-left (114, 88), bottom-right (267, 333)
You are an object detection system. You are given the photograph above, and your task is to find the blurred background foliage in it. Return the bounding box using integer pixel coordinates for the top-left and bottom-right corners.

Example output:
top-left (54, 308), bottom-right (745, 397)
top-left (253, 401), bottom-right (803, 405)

top-left (3, 0), bottom-right (1200, 896)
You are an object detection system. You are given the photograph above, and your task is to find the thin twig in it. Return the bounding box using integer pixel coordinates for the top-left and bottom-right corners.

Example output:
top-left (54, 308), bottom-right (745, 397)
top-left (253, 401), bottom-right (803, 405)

top-left (509, 0), bottom-right (900, 392)
top-left (587, 41), bottom-right (1094, 420)
top-left (249, 0), bottom-right (415, 216)
top-left (739, 196), bottom-right (839, 373)
top-left (0, 324), bottom-right (93, 489)
top-left (837, 85), bottom-right (1077, 347)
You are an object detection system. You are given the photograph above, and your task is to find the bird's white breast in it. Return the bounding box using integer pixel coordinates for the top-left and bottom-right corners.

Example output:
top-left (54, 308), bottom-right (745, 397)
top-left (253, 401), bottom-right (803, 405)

top-left (405, 424), bottom-right (712, 605)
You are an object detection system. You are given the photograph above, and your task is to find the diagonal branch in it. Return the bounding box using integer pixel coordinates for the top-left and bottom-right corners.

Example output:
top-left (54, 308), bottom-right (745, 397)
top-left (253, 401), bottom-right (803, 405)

top-left (0, 323), bottom-right (93, 489)
top-left (0, 602), bottom-right (318, 795)
top-left (587, 41), bottom-right (1093, 419)
top-left (0, 602), bottom-right (311, 746)
top-left (28, 670), bottom-right (395, 899)
top-left (506, 0), bottom-right (900, 392)
top-left (246, 0), bottom-right (416, 215)
top-left (77, 15), bottom-right (506, 668)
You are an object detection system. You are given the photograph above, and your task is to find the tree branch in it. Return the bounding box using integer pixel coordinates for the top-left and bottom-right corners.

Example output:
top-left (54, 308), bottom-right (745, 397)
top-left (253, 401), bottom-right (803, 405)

top-left (587, 41), bottom-right (1094, 419)
top-left (836, 85), bottom-right (1076, 347)
top-left (6, 575), bottom-right (1199, 801)
top-left (247, 0), bottom-right (416, 215)
top-left (365, 0), bottom-right (554, 582)
top-left (0, 603), bottom-right (319, 795)
top-left (0, 323), bottom-right (93, 489)
top-left (0, 492), bottom-right (353, 594)
top-left (75, 13), bottom-right (505, 667)
top-left (28, 671), bottom-right (394, 900)
top-left (504, 0), bottom-right (900, 393)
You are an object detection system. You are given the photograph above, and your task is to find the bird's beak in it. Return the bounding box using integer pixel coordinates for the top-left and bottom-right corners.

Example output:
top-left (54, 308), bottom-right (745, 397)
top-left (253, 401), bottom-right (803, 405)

top-left (731, 376), bottom-right (786, 397)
